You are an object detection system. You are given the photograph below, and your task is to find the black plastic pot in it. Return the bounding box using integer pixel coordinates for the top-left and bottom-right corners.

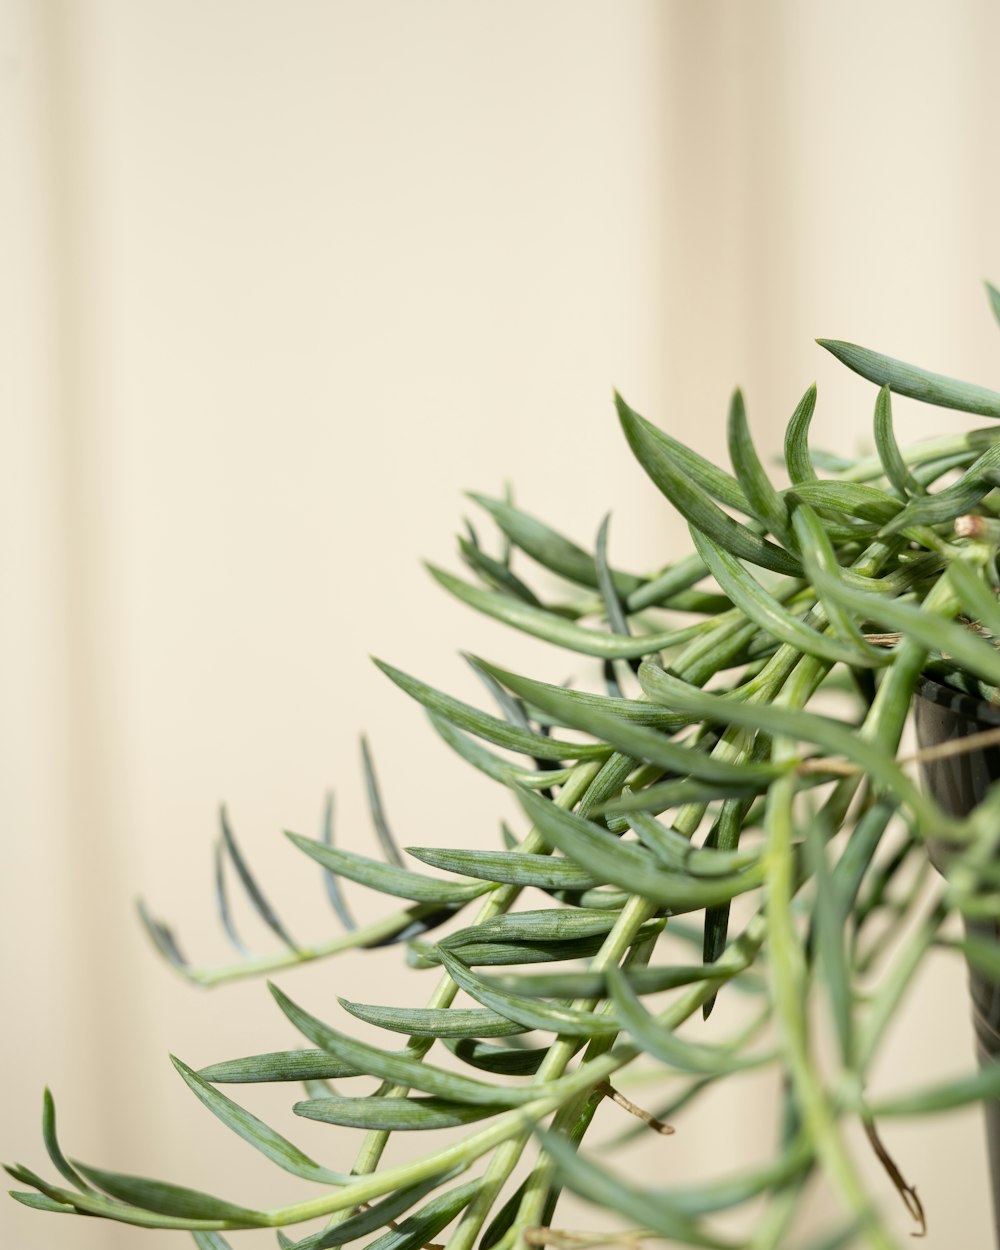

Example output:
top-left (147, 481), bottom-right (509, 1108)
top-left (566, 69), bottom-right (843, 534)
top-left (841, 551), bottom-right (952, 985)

top-left (913, 675), bottom-right (1000, 1244)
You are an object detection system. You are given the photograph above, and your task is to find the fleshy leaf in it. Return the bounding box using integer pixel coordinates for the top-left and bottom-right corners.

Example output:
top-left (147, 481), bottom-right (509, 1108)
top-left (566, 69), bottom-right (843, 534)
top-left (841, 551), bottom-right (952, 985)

top-left (819, 338), bottom-right (1000, 418)
top-left (285, 832), bottom-right (490, 904)
top-left (428, 565), bottom-right (706, 659)
top-left (198, 1050), bottom-right (364, 1084)
top-left (435, 948), bottom-right (622, 1037)
top-left (338, 998), bottom-right (526, 1038)
top-left (373, 659), bottom-right (608, 760)
top-left (294, 1095), bottom-right (497, 1131)
top-left (319, 793), bottom-right (356, 931)
top-left (268, 984), bottom-right (536, 1106)
top-left (74, 1161), bottom-right (265, 1224)
top-left (219, 807), bottom-right (299, 953)
top-left (171, 1057), bottom-right (348, 1184)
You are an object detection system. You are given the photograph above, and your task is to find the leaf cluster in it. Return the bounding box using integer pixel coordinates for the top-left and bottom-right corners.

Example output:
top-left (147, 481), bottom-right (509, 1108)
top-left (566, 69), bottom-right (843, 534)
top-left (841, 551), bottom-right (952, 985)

top-left (12, 286), bottom-right (1000, 1249)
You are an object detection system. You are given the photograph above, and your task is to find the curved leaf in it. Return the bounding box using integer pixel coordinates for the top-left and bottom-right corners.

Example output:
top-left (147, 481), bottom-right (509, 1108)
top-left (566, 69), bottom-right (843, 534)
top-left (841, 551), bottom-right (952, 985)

top-left (819, 338), bottom-right (1000, 418)
top-left (337, 998), bottom-right (525, 1039)
top-left (294, 1096), bottom-right (496, 1131)
top-left (198, 1050), bottom-right (364, 1084)
top-left (268, 984), bottom-right (536, 1106)
top-left (428, 565), bottom-right (706, 659)
top-left (617, 394), bottom-right (801, 577)
top-left (171, 1058), bottom-right (349, 1184)
top-left (285, 833), bottom-right (490, 905)
top-left (373, 659), bottom-right (609, 760)
top-left (515, 789), bottom-right (766, 913)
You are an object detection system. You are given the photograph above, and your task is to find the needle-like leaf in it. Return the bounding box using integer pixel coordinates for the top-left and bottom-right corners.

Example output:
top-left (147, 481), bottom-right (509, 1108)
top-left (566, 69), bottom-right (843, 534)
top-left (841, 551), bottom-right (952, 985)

top-left (219, 807), bottom-right (299, 953)
top-left (617, 393), bottom-right (801, 576)
top-left (268, 984), bottom-right (538, 1106)
top-left (428, 565), bottom-right (707, 659)
top-left (319, 792), bottom-right (356, 931)
top-left (171, 1058), bottom-right (348, 1184)
top-left (360, 736), bottom-right (404, 866)
top-left (373, 659), bottom-right (609, 760)
top-left (338, 998), bottom-right (526, 1038)
top-left (285, 833), bottom-right (490, 904)
top-left (469, 493), bottom-right (644, 596)
top-left (819, 338), bottom-right (1000, 418)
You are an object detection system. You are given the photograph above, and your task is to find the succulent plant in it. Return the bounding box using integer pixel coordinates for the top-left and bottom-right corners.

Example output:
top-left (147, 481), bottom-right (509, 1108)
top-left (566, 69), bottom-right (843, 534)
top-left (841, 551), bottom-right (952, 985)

top-left (11, 288), bottom-right (1000, 1250)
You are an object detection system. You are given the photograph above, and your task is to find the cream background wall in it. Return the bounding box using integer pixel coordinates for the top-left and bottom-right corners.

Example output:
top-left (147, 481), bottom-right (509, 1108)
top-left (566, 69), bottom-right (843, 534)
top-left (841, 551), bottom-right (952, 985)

top-left (3, 3), bottom-right (1000, 1247)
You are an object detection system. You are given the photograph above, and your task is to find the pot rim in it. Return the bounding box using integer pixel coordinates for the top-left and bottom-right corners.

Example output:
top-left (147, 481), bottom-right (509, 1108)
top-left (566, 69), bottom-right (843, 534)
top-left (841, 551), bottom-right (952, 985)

top-left (915, 672), bottom-right (1000, 727)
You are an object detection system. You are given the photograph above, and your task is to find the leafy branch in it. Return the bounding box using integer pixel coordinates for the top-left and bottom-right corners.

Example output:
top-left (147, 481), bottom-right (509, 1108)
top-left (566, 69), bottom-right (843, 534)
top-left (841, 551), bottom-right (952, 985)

top-left (11, 285), bottom-right (1000, 1249)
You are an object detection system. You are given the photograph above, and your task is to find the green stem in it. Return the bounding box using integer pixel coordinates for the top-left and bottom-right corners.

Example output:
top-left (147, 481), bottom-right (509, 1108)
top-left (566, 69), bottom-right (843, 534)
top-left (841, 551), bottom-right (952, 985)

top-left (444, 895), bottom-right (661, 1250)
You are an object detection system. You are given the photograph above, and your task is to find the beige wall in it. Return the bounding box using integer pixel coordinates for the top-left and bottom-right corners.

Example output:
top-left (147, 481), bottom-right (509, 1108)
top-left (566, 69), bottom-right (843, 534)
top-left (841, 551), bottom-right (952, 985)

top-left (3, 3), bottom-right (1000, 1247)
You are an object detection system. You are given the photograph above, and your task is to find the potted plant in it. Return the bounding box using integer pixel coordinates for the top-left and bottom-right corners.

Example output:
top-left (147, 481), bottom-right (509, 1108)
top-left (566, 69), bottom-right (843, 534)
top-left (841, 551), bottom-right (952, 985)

top-left (11, 288), bottom-right (1000, 1250)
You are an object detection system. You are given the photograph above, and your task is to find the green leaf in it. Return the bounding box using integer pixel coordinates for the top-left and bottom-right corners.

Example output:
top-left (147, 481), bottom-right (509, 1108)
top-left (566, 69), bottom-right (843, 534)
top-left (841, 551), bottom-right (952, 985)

top-left (605, 967), bottom-right (763, 1075)
top-left (136, 899), bottom-right (189, 971)
top-left (988, 280), bottom-right (1000, 330)
top-left (625, 551), bottom-right (712, 613)
top-left (637, 662), bottom-right (935, 823)
top-left (198, 1050), bottom-right (363, 1084)
top-left (373, 659), bottom-right (609, 760)
top-left (428, 565), bottom-right (706, 659)
top-left (614, 397), bottom-right (750, 513)
top-left (219, 806), bottom-right (299, 952)
top-left (866, 1061), bottom-right (1000, 1115)
top-left (269, 984), bottom-right (536, 1106)
top-left (783, 384), bottom-right (819, 485)
top-left (8, 1190), bottom-right (74, 1214)
top-left (515, 789), bottom-right (766, 913)
top-left (469, 493), bottom-right (644, 596)
top-left (423, 933), bottom-right (625, 966)
top-left (281, 1171), bottom-right (469, 1250)
top-left (441, 908), bottom-right (645, 949)
top-left (727, 388), bottom-right (792, 544)
top-left (445, 1037), bottom-right (547, 1076)
top-left (595, 513), bottom-right (632, 636)
top-left (618, 393), bottom-right (802, 577)
top-left (338, 998), bottom-right (525, 1038)
top-left (171, 1057), bottom-right (348, 1184)
top-left (362, 1180), bottom-right (483, 1250)
top-left (41, 1089), bottom-right (91, 1192)
top-left (809, 565), bottom-right (1000, 689)
top-left (360, 736), bottom-right (404, 866)
top-left (878, 438), bottom-right (1000, 533)
top-left (626, 808), bottom-right (760, 877)
top-left (458, 535), bottom-right (542, 605)
top-left (783, 479), bottom-right (901, 528)
top-left (465, 658), bottom-right (686, 729)
top-left (285, 833), bottom-right (489, 905)
top-left (691, 528), bottom-right (888, 668)
top-left (74, 1161), bottom-right (265, 1224)
top-left (294, 1095), bottom-right (497, 1131)
top-left (600, 776), bottom-right (767, 818)
top-left (873, 384), bottom-right (923, 499)
top-left (790, 503), bottom-right (890, 661)
top-left (537, 1131), bottom-right (734, 1248)
top-left (480, 660), bottom-right (783, 787)
top-left (819, 338), bottom-right (1000, 418)
top-left (214, 832), bottom-right (248, 955)
top-left (426, 712), bottom-right (574, 790)
top-left (435, 948), bottom-right (621, 1036)
top-left (3, 1164), bottom-right (244, 1231)
top-left (478, 963), bottom-right (742, 1000)
top-left (804, 819), bottom-right (853, 1065)
top-left (407, 845), bottom-right (597, 890)
top-left (947, 556), bottom-right (1000, 636)
top-left (319, 793), bottom-right (356, 931)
